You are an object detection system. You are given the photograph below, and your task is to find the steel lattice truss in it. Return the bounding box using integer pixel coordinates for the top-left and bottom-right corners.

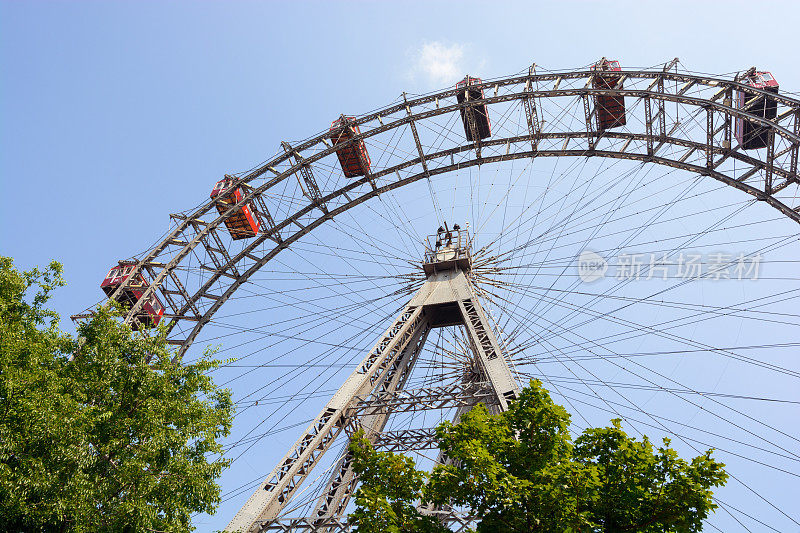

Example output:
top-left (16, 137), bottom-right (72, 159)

top-left (254, 512), bottom-right (477, 532)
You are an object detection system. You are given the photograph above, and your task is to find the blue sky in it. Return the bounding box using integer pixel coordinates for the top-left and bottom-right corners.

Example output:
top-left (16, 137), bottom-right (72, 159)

top-left (3, 2), bottom-right (800, 532)
top-left (3, 0), bottom-right (800, 321)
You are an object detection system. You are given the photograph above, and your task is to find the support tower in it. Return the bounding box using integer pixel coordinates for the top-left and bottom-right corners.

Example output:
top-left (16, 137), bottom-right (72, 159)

top-left (227, 225), bottom-right (521, 532)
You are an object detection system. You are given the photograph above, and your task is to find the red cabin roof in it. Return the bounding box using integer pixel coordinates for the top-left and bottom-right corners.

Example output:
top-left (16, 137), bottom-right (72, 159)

top-left (100, 261), bottom-right (164, 329)
top-left (456, 76), bottom-right (483, 89)
top-left (735, 69), bottom-right (779, 150)
top-left (742, 71), bottom-right (779, 90)
top-left (593, 59), bottom-right (621, 72)
top-left (330, 116), bottom-right (358, 132)
top-left (211, 176), bottom-right (237, 199)
top-left (101, 261), bottom-right (144, 291)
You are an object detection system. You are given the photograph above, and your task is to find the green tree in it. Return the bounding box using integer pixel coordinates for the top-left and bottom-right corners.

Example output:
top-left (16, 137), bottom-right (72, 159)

top-left (350, 380), bottom-right (727, 533)
top-left (349, 435), bottom-right (448, 533)
top-left (0, 257), bottom-right (234, 532)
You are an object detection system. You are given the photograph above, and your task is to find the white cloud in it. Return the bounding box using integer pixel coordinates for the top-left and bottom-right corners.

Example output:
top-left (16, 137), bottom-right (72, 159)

top-left (411, 41), bottom-right (466, 87)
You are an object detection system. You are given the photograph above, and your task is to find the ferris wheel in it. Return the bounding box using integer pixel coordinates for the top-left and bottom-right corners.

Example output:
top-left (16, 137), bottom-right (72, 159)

top-left (75, 58), bottom-right (800, 532)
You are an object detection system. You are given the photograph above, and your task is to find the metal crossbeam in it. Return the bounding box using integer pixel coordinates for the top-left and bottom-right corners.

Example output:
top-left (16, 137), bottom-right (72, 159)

top-left (169, 212), bottom-right (207, 225)
top-left (736, 165), bottom-right (761, 183)
top-left (463, 89), bottom-right (482, 159)
top-left (349, 382), bottom-right (496, 416)
top-left (405, 94), bottom-right (431, 181)
top-left (766, 128), bottom-right (776, 194)
top-left (657, 76), bottom-right (667, 140)
top-left (723, 88), bottom-right (733, 149)
top-left (253, 194), bottom-right (282, 243)
top-left (523, 64), bottom-right (541, 153)
top-left (677, 79), bottom-right (697, 96)
top-left (204, 225), bottom-right (241, 277)
top-left (282, 141), bottom-right (326, 211)
top-left (582, 94), bottom-right (594, 150)
top-left (792, 111), bottom-right (800, 181)
top-left (373, 427), bottom-right (439, 452)
top-left (142, 263), bottom-right (201, 321)
top-left (645, 96), bottom-right (654, 156)
top-left (256, 511), bottom-right (478, 532)
top-left (706, 106), bottom-right (714, 170)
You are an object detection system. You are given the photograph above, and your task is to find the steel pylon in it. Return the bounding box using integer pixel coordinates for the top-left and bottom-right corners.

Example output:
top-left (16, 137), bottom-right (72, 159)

top-left (226, 227), bottom-right (520, 532)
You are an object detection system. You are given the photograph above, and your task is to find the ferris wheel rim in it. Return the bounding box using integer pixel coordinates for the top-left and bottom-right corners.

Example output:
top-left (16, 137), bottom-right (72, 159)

top-left (77, 64), bottom-right (800, 359)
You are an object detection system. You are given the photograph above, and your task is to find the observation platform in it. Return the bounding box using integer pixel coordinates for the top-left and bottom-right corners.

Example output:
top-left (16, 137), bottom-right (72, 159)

top-left (419, 224), bottom-right (472, 327)
top-left (421, 224), bottom-right (471, 277)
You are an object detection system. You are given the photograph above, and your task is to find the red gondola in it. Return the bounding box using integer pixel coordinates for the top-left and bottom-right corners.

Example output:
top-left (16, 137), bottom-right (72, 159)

top-left (210, 177), bottom-right (261, 240)
top-left (100, 261), bottom-right (165, 330)
top-left (330, 116), bottom-right (371, 178)
top-left (456, 76), bottom-right (491, 141)
top-left (592, 59), bottom-right (626, 131)
top-left (736, 70), bottom-right (779, 150)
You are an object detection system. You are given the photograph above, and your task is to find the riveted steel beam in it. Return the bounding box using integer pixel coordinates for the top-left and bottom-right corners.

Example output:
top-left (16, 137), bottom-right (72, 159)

top-left (282, 141), bottom-right (327, 212)
top-left (523, 64), bottom-right (542, 153)
top-left (582, 93), bottom-right (595, 150)
top-left (405, 94), bottom-right (430, 182)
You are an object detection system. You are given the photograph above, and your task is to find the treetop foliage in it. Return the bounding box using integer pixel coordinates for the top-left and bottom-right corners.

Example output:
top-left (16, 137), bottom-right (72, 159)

top-left (349, 379), bottom-right (728, 533)
top-left (0, 257), bottom-right (234, 532)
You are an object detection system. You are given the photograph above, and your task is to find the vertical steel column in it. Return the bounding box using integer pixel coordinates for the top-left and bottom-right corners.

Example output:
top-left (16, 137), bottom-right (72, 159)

top-left (706, 106), bottom-right (714, 170)
top-left (582, 93), bottom-right (595, 151)
top-left (645, 96), bottom-right (654, 157)
top-left (523, 64), bottom-right (541, 154)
